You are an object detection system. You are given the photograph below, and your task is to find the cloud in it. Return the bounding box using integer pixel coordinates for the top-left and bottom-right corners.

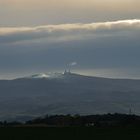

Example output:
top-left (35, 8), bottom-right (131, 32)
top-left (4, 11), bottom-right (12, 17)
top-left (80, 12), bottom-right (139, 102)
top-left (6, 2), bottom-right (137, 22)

top-left (0, 19), bottom-right (140, 45)
top-left (1, 19), bottom-right (140, 34)
top-left (1, 0), bottom-right (140, 26)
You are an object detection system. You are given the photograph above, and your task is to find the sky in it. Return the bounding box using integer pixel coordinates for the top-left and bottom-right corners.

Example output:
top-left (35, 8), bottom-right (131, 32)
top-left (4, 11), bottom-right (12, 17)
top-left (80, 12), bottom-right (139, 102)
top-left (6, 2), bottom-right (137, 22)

top-left (0, 0), bottom-right (140, 79)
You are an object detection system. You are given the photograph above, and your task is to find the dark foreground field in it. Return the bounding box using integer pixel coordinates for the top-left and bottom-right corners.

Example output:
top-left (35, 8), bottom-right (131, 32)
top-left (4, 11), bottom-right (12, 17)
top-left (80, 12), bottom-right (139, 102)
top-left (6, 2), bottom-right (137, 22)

top-left (1, 127), bottom-right (140, 140)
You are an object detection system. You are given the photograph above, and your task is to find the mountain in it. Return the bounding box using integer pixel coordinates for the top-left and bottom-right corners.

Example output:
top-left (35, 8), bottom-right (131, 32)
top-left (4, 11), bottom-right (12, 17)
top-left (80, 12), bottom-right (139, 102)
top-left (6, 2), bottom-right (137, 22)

top-left (0, 72), bottom-right (140, 121)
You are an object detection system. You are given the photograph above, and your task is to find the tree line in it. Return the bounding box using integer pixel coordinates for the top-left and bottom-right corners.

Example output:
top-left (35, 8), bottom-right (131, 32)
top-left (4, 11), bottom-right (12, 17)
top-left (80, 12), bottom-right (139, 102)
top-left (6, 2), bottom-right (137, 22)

top-left (1, 113), bottom-right (140, 127)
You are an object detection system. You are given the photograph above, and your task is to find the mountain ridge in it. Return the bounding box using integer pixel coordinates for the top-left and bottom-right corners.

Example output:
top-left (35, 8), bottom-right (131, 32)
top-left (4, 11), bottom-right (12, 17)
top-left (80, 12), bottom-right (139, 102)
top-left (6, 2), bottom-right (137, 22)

top-left (0, 72), bottom-right (140, 121)
top-left (10, 72), bottom-right (140, 81)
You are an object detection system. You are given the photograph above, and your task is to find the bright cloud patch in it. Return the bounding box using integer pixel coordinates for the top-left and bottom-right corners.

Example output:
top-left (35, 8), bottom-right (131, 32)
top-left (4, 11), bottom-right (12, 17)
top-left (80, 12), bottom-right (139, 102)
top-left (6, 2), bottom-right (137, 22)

top-left (0, 19), bottom-right (140, 45)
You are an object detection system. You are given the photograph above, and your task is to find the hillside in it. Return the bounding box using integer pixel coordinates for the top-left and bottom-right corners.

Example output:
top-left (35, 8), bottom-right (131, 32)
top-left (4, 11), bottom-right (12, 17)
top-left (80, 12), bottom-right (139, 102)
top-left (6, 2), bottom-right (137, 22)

top-left (0, 72), bottom-right (140, 121)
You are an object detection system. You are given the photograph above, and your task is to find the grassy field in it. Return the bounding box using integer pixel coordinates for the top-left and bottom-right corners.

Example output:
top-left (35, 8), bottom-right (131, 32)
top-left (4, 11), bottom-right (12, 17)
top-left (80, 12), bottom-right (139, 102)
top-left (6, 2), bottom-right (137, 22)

top-left (0, 127), bottom-right (140, 140)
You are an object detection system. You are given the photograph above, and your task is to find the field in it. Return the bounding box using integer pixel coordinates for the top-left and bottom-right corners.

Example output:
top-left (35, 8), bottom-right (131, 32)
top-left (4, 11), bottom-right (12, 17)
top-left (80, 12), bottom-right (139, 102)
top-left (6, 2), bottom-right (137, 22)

top-left (0, 127), bottom-right (140, 140)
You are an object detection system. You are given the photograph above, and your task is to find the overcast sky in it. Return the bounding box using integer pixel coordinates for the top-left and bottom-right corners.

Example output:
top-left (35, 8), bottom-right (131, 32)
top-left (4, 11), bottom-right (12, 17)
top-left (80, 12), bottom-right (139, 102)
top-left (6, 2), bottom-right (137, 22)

top-left (0, 0), bottom-right (140, 79)
top-left (0, 0), bottom-right (140, 26)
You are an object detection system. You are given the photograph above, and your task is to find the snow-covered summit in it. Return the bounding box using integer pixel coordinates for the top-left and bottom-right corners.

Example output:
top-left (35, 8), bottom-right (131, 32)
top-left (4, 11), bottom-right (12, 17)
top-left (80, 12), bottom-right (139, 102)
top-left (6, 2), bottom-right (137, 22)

top-left (26, 72), bottom-right (64, 79)
top-left (29, 73), bottom-right (50, 79)
top-left (18, 70), bottom-right (79, 80)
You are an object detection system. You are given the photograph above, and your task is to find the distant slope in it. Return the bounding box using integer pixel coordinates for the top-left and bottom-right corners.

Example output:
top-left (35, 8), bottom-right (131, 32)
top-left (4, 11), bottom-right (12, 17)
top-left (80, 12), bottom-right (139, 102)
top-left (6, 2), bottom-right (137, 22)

top-left (0, 72), bottom-right (140, 121)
